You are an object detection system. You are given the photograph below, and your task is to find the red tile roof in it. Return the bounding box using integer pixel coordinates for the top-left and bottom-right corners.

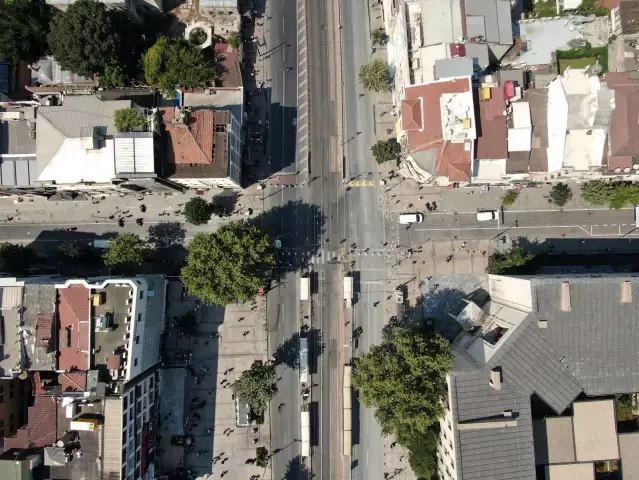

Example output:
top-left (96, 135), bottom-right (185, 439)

top-left (607, 73), bottom-right (639, 160)
top-left (58, 372), bottom-right (87, 393)
top-left (35, 313), bottom-right (54, 348)
top-left (214, 43), bottom-right (242, 88)
top-left (163, 108), bottom-right (230, 179)
top-left (476, 88), bottom-right (508, 160)
top-left (403, 78), bottom-right (474, 182)
top-left (401, 99), bottom-right (423, 131)
top-left (4, 396), bottom-right (57, 449)
top-left (107, 354), bottom-right (121, 370)
top-left (608, 156), bottom-right (633, 172)
top-left (58, 285), bottom-right (90, 371)
top-left (163, 108), bottom-right (214, 165)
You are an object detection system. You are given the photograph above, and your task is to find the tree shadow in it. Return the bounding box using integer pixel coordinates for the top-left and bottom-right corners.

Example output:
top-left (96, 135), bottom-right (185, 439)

top-left (212, 191), bottom-right (241, 217)
top-left (284, 455), bottom-right (310, 480)
top-left (148, 221), bottom-right (186, 249)
top-left (249, 200), bottom-right (326, 275)
top-left (273, 327), bottom-right (325, 371)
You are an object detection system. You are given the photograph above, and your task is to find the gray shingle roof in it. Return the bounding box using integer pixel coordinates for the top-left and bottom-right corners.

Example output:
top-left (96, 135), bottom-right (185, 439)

top-left (532, 276), bottom-right (639, 396)
top-left (487, 317), bottom-right (582, 413)
top-left (451, 371), bottom-right (536, 479)
top-left (38, 96), bottom-right (131, 138)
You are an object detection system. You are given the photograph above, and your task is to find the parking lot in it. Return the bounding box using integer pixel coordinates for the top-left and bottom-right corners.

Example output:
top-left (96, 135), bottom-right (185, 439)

top-left (158, 281), bottom-right (271, 480)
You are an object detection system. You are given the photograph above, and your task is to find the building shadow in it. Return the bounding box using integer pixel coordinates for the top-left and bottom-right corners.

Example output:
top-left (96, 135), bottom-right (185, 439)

top-left (284, 454), bottom-right (310, 480)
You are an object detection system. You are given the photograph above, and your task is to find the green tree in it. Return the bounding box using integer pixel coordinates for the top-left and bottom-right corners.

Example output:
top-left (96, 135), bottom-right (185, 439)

top-left (0, 243), bottom-right (34, 276)
top-left (48, 0), bottom-right (123, 78)
top-left (100, 64), bottom-right (126, 88)
top-left (502, 189), bottom-right (519, 207)
top-left (103, 233), bottom-right (148, 267)
top-left (188, 27), bottom-right (208, 46)
top-left (181, 222), bottom-right (276, 305)
top-left (114, 108), bottom-right (147, 132)
top-left (183, 197), bottom-right (212, 225)
top-left (231, 362), bottom-right (278, 416)
top-left (371, 27), bottom-right (388, 46)
top-left (371, 139), bottom-right (400, 164)
top-left (548, 182), bottom-right (573, 207)
top-left (57, 241), bottom-right (92, 260)
top-left (407, 430), bottom-right (439, 479)
top-left (255, 446), bottom-right (269, 468)
top-left (352, 326), bottom-right (453, 446)
top-left (143, 36), bottom-right (214, 93)
top-left (486, 247), bottom-right (535, 275)
top-left (581, 180), bottom-right (639, 209)
top-left (359, 58), bottom-right (392, 93)
top-left (616, 395), bottom-right (635, 421)
top-left (0, 0), bottom-right (54, 65)
top-left (228, 31), bottom-right (241, 49)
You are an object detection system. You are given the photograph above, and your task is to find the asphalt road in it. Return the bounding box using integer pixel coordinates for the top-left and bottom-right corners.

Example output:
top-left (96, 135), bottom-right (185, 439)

top-left (396, 207), bottom-right (639, 245)
top-left (340, 0), bottom-right (390, 478)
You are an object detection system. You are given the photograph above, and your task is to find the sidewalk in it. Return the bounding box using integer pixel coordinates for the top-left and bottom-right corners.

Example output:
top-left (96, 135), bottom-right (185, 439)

top-left (0, 189), bottom-right (264, 227)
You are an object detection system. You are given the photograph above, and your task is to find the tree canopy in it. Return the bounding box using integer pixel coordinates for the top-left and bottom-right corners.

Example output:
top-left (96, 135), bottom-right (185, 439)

top-left (352, 326), bottom-right (453, 446)
top-left (183, 197), bottom-right (212, 225)
top-left (486, 246), bottom-right (536, 275)
top-left (181, 221), bottom-right (276, 305)
top-left (231, 362), bottom-right (278, 416)
top-left (0, 243), bottom-right (34, 276)
top-left (48, 0), bottom-right (124, 78)
top-left (407, 429), bottom-right (439, 479)
top-left (371, 139), bottom-right (400, 164)
top-left (502, 189), bottom-right (519, 207)
top-left (581, 180), bottom-right (639, 209)
top-left (143, 36), bottom-right (214, 93)
top-left (548, 182), bottom-right (573, 207)
top-left (359, 58), bottom-right (392, 93)
top-left (228, 31), bottom-right (241, 49)
top-left (0, 0), bottom-right (54, 65)
top-left (114, 108), bottom-right (147, 132)
top-left (103, 233), bottom-right (148, 267)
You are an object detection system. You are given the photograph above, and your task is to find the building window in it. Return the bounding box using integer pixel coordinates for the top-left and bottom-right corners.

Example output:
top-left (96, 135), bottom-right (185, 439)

top-left (123, 412), bottom-right (127, 425)
top-left (0, 384), bottom-right (4, 404)
top-left (123, 396), bottom-right (128, 409)
top-left (135, 336), bottom-right (140, 345)
top-left (134, 358), bottom-right (138, 367)
top-left (137, 313), bottom-right (142, 322)
top-left (9, 382), bottom-right (14, 399)
top-left (139, 291), bottom-right (144, 300)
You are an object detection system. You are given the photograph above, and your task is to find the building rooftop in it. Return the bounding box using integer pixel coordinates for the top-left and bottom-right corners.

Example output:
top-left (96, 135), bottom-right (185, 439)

top-left (533, 417), bottom-right (575, 465)
top-left (402, 77), bottom-right (475, 182)
top-left (215, 43), bottom-right (242, 88)
top-left (507, 89), bottom-right (549, 174)
top-left (435, 57), bottom-right (474, 80)
top-left (92, 284), bottom-right (133, 381)
top-left (546, 463), bottom-right (595, 480)
top-left (113, 132), bottom-right (155, 176)
top-left (607, 72), bottom-right (639, 172)
top-left (464, 0), bottom-right (513, 47)
top-left (518, 19), bottom-right (585, 67)
top-left (57, 285), bottom-right (91, 372)
top-left (49, 398), bottom-right (103, 480)
top-left (619, 433), bottom-right (639, 479)
top-left (618, 0), bottom-right (639, 34)
top-left (4, 396), bottom-right (57, 449)
top-left (163, 108), bottom-right (230, 179)
top-left (23, 284), bottom-right (57, 371)
top-left (573, 400), bottom-right (619, 461)
top-left (449, 274), bottom-right (639, 479)
top-left (0, 285), bottom-right (24, 377)
top-left (36, 96), bottom-right (132, 185)
top-left (476, 87), bottom-right (508, 160)
top-left (29, 56), bottom-right (95, 87)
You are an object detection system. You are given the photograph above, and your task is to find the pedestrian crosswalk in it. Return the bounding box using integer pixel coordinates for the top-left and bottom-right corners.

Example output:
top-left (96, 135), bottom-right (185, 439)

top-left (309, 248), bottom-right (393, 264)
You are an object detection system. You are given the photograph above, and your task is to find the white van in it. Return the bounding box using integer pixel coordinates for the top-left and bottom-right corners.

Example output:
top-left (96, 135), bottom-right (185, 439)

top-left (476, 210), bottom-right (497, 221)
top-left (398, 213), bottom-right (424, 225)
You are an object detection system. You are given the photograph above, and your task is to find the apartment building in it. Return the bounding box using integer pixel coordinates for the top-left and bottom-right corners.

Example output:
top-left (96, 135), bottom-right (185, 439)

top-left (439, 273), bottom-right (639, 479)
top-left (0, 275), bottom-right (167, 480)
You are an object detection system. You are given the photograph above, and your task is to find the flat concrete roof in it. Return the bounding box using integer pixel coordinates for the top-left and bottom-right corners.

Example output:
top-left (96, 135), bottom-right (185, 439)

top-left (546, 463), bottom-right (595, 480)
top-left (573, 400), bottom-right (619, 462)
top-left (533, 417), bottom-right (576, 465)
top-left (620, 432), bottom-right (639, 479)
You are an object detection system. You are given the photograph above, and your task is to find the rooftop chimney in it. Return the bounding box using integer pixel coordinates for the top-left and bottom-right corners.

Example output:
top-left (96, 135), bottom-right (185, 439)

top-left (622, 280), bottom-right (632, 303)
top-left (489, 368), bottom-right (501, 391)
top-left (560, 282), bottom-right (571, 312)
